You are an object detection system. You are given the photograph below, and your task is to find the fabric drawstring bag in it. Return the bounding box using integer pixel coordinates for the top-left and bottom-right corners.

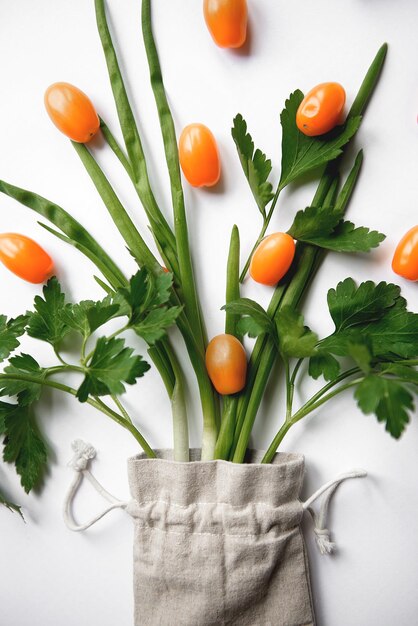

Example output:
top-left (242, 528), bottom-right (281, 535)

top-left (64, 441), bottom-right (366, 626)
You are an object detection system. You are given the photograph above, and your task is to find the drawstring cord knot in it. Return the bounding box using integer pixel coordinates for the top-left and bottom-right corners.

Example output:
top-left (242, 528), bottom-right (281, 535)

top-left (68, 439), bottom-right (96, 471)
top-left (302, 469), bottom-right (367, 555)
top-left (311, 526), bottom-right (336, 556)
top-left (63, 440), bottom-right (129, 532)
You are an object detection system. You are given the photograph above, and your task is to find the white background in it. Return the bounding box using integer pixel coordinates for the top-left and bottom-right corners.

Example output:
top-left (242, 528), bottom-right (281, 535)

top-left (0, 1), bottom-right (417, 625)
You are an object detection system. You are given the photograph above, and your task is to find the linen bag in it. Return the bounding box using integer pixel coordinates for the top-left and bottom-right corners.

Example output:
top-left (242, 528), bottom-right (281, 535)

top-left (64, 441), bottom-right (365, 626)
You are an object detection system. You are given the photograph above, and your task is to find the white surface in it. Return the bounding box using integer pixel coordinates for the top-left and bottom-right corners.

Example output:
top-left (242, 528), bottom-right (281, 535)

top-left (0, 1), bottom-right (417, 625)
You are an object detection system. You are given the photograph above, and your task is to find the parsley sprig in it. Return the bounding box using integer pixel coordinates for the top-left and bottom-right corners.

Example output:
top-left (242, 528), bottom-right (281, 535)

top-left (226, 278), bottom-right (418, 462)
top-left (0, 269), bottom-right (181, 496)
top-left (232, 92), bottom-right (362, 281)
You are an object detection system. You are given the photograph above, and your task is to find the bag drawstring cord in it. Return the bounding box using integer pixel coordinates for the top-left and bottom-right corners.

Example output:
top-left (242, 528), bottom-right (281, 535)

top-left (63, 439), bottom-right (367, 548)
top-left (63, 440), bottom-right (129, 532)
top-left (302, 469), bottom-right (367, 555)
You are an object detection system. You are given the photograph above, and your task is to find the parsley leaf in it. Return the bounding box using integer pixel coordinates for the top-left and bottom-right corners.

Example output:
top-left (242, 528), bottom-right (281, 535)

top-left (152, 271), bottom-right (175, 307)
top-left (378, 363), bottom-right (418, 385)
top-left (0, 354), bottom-right (46, 405)
top-left (133, 307), bottom-right (182, 344)
top-left (309, 352), bottom-right (341, 381)
top-left (63, 298), bottom-right (120, 338)
top-left (279, 90), bottom-right (362, 189)
top-left (116, 270), bottom-right (181, 345)
top-left (303, 220), bottom-right (385, 252)
top-left (117, 269), bottom-right (149, 325)
top-left (321, 283), bottom-right (418, 359)
top-left (237, 316), bottom-right (268, 339)
top-left (355, 375), bottom-right (414, 438)
top-left (231, 114), bottom-right (274, 216)
top-left (224, 301), bottom-right (318, 359)
top-left (276, 307), bottom-right (318, 358)
top-left (309, 280), bottom-right (415, 380)
top-left (356, 299), bottom-right (418, 359)
top-left (222, 298), bottom-right (275, 337)
top-left (347, 338), bottom-right (372, 374)
top-left (0, 314), bottom-right (28, 363)
top-left (288, 205), bottom-right (343, 240)
top-left (27, 277), bottom-right (69, 346)
top-left (1, 402), bottom-right (48, 493)
top-left (288, 206), bottom-right (385, 253)
top-left (327, 279), bottom-right (400, 332)
top-left (76, 336), bottom-right (150, 402)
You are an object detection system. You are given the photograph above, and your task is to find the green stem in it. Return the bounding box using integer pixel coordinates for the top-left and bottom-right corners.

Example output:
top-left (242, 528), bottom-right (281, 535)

top-left (232, 242), bottom-right (321, 462)
top-left (239, 188), bottom-right (282, 283)
top-left (0, 180), bottom-right (127, 289)
top-left (99, 118), bottom-right (180, 277)
top-left (347, 43), bottom-right (388, 119)
top-left (290, 358), bottom-right (304, 388)
top-left (83, 324), bottom-right (129, 365)
top-left (214, 226), bottom-right (241, 460)
top-left (142, 0), bottom-right (218, 459)
top-left (141, 0), bottom-right (207, 353)
top-left (92, 397), bottom-right (156, 457)
top-left (53, 347), bottom-right (69, 367)
top-left (166, 347), bottom-right (189, 462)
top-left (261, 368), bottom-right (363, 463)
top-left (72, 142), bottom-right (160, 272)
top-left (149, 339), bottom-right (189, 461)
top-left (228, 280), bottom-right (289, 460)
top-left (261, 421), bottom-right (293, 462)
top-left (284, 359), bottom-right (292, 421)
top-left (95, 0), bottom-right (178, 269)
top-left (99, 117), bottom-right (132, 174)
top-left (294, 377), bottom-right (364, 422)
top-left (301, 367), bottom-right (361, 411)
top-left (214, 398), bottom-right (237, 460)
top-left (0, 373), bottom-right (156, 457)
top-left (112, 395), bottom-right (132, 423)
top-left (148, 344), bottom-right (175, 395)
top-left (225, 225), bottom-right (241, 337)
top-left (262, 377), bottom-right (364, 463)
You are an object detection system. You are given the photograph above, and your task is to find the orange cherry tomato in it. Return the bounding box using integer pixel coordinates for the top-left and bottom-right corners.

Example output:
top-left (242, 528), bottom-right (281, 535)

top-left (44, 82), bottom-right (100, 143)
top-left (179, 124), bottom-right (221, 187)
top-left (392, 225), bottom-right (418, 281)
top-left (203, 0), bottom-right (248, 49)
top-left (296, 83), bottom-right (346, 137)
top-left (0, 234), bottom-right (53, 284)
top-left (250, 233), bottom-right (296, 286)
top-left (205, 334), bottom-right (247, 395)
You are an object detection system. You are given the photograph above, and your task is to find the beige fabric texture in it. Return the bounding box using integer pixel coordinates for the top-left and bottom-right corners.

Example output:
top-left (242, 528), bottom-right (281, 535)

top-left (127, 449), bottom-right (315, 626)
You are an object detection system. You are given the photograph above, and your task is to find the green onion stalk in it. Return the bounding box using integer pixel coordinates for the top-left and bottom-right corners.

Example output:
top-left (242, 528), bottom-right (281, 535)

top-left (214, 225), bottom-right (242, 460)
top-left (141, 0), bottom-right (220, 459)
